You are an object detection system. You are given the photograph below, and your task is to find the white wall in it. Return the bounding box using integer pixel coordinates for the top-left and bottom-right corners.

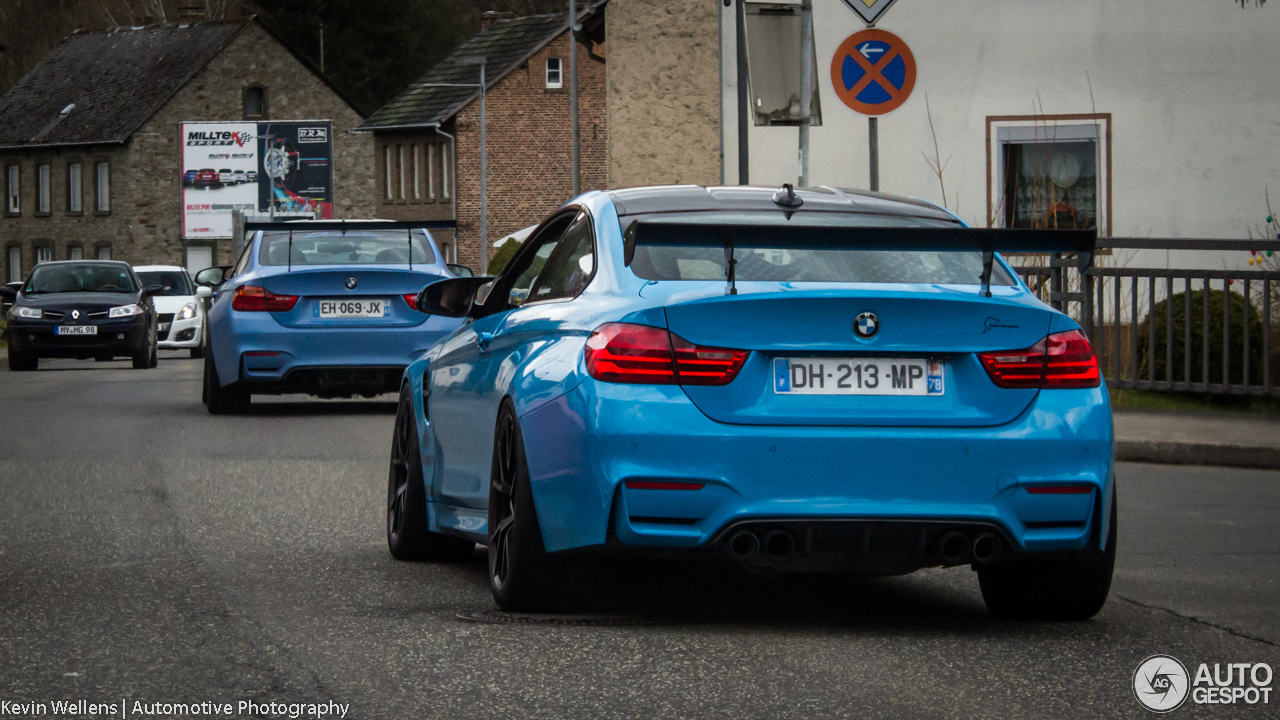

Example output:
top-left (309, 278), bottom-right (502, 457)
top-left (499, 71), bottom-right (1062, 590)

top-left (721, 0), bottom-right (1280, 270)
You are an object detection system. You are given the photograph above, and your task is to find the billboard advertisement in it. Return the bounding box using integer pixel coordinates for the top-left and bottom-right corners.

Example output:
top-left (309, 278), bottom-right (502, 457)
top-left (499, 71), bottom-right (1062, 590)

top-left (181, 120), bottom-right (335, 239)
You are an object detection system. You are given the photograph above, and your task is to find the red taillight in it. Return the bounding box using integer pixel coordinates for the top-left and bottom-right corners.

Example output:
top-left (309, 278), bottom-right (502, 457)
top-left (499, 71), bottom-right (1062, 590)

top-left (978, 329), bottom-right (1100, 389)
top-left (403, 293), bottom-right (421, 311)
top-left (1025, 485), bottom-right (1093, 495)
top-left (231, 284), bottom-right (298, 312)
top-left (584, 323), bottom-right (748, 386)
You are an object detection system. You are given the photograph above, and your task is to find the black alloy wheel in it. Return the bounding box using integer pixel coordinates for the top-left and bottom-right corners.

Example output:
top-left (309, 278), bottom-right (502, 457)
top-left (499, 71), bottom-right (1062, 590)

top-left (386, 384), bottom-right (474, 561)
top-left (487, 402), bottom-right (562, 611)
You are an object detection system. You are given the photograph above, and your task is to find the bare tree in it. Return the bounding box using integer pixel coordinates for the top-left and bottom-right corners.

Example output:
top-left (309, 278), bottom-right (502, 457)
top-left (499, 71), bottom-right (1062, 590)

top-left (920, 92), bottom-right (950, 209)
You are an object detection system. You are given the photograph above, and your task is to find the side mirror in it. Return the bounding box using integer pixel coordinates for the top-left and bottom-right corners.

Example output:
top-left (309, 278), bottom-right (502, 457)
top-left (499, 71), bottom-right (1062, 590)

top-left (447, 263), bottom-right (475, 278)
top-left (194, 265), bottom-right (230, 288)
top-left (416, 276), bottom-right (496, 317)
top-left (196, 286), bottom-right (212, 299)
top-left (0, 286), bottom-right (16, 300)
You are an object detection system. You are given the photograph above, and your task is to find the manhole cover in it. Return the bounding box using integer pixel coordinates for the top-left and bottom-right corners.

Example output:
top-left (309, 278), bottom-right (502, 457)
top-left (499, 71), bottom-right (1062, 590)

top-left (456, 610), bottom-right (703, 627)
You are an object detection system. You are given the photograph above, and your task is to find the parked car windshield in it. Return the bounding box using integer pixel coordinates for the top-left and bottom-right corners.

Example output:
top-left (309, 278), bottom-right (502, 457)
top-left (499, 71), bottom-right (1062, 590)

top-left (22, 263), bottom-right (139, 294)
top-left (259, 230), bottom-right (436, 266)
top-left (136, 270), bottom-right (194, 296)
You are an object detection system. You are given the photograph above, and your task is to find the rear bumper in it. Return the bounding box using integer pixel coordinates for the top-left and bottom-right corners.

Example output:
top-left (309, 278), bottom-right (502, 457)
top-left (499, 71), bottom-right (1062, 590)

top-left (213, 312), bottom-right (460, 393)
top-left (518, 379), bottom-right (1114, 559)
top-left (7, 318), bottom-right (148, 358)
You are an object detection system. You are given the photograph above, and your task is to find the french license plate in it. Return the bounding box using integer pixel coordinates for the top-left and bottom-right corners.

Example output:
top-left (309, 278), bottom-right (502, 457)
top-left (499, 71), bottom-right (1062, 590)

top-left (317, 299), bottom-right (390, 318)
top-left (55, 325), bottom-right (98, 335)
top-left (773, 357), bottom-right (944, 396)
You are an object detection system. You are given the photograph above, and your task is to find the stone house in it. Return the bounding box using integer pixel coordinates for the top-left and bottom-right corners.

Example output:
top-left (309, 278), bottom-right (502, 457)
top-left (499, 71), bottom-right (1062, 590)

top-left (0, 18), bottom-right (375, 284)
top-left (357, 8), bottom-right (607, 271)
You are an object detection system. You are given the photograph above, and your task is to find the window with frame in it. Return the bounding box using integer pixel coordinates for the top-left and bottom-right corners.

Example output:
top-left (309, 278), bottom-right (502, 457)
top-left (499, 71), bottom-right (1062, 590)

top-left (5, 164), bottom-right (18, 215)
top-left (383, 146), bottom-right (392, 201)
top-left (36, 163), bottom-right (51, 214)
top-left (441, 143), bottom-right (450, 199)
top-left (244, 86), bottom-right (266, 120)
top-left (990, 119), bottom-right (1109, 233)
top-left (67, 161), bottom-right (82, 213)
top-left (397, 145), bottom-right (406, 200)
top-left (8, 245), bottom-right (22, 282)
top-left (94, 161), bottom-right (110, 213)
top-left (506, 212), bottom-right (594, 306)
top-left (96, 244), bottom-right (112, 260)
top-left (67, 245), bottom-right (83, 260)
top-left (411, 144), bottom-right (420, 201)
top-left (427, 144), bottom-right (436, 200)
top-left (546, 57), bottom-right (563, 89)
top-left (35, 246), bottom-right (52, 264)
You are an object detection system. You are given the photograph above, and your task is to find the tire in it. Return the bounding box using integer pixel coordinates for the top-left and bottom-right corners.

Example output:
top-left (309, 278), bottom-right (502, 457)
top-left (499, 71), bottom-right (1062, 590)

top-left (148, 338), bottom-right (159, 368)
top-left (132, 332), bottom-right (154, 370)
top-left (190, 345), bottom-right (203, 359)
top-left (978, 490), bottom-right (1117, 621)
top-left (488, 401), bottom-right (564, 612)
top-left (95, 356), bottom-right (112, 362)
top-left (203, 347), bottom-right (249, 414)
top-left (387, 385), bottom-right (475, 562)
top-left (8, 351), bottom-right (37, 371)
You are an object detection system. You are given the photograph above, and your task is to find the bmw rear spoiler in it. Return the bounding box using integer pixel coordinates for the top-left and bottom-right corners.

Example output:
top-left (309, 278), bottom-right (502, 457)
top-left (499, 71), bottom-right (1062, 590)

top-left (244, 220), bottom-right (458, 272)
top-left (620, 216), bottom-right (1096, 297)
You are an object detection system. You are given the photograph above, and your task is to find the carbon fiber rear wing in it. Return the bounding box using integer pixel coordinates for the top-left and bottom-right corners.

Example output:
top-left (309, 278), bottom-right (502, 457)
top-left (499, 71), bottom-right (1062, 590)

top-left (621, 217), bottom-right (1096, 297)
top-left (244, 220), bottom-right (457, 272)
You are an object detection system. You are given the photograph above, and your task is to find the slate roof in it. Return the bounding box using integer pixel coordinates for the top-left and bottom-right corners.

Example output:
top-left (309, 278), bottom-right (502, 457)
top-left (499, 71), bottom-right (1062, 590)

top-left (0, 20), bottom-right (249, 148)
top-left (358, 13), bottom-right (569, 131)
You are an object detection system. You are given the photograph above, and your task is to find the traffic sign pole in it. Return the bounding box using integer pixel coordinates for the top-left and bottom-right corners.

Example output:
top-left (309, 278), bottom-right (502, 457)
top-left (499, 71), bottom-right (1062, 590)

top-left (830, 28), bottom-right (916, 192)
top-left (869, 117), bottom-right (879, 191)
top-left (798, 0), bottom-right (814, 186)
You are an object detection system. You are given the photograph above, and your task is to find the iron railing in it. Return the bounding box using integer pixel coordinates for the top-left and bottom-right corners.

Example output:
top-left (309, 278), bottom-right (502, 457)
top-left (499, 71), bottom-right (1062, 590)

top-left (1010, 237), bottom-right (1280, 396)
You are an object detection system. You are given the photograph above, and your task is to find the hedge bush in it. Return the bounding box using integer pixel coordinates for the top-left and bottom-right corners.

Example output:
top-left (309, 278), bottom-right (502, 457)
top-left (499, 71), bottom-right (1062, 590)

top-left (1136, 288), bottom-right (1265, 385)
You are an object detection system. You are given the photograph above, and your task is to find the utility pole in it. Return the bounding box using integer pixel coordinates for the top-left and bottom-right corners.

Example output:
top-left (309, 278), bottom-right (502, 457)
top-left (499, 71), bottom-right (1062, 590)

top-left (797, 0), bottom-right (813, 187)
top-left (569, 0), bottom-right (580, 196)
top-left (460, 57), bottom-right (488, 274)
top-left (319, 23), bottom-right (324, 74)
top-left (736, 0), bottom-right (749, 184)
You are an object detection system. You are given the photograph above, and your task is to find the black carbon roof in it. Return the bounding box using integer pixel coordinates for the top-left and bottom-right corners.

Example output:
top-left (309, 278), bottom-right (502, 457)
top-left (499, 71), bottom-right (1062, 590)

top-left (358, 13), bottom-right (569, 131)
top-left (0, 20), bottom-right (249, 148)
top-left (606, 185), bottom-right (959, 221)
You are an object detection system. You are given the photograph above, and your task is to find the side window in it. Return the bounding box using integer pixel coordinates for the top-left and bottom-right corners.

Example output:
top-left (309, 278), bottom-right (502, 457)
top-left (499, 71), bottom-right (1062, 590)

top-left (526, 214), bottom-right (594, 303)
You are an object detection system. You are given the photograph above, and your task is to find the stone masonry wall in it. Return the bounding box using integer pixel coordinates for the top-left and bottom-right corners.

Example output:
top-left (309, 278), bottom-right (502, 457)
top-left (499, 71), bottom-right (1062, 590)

top-left (0, 21), bottom-right (374, 281)
top-left (451, 30), bottom-right (607, 271)
top-left (606, 0), bottom-right (720, 188)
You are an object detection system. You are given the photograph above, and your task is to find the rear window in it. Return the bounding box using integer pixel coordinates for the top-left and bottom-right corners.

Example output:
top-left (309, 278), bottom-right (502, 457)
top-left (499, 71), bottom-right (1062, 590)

top-left (259, 230), bottom-right (436, 266)
top-left (136, 270), bottom-right (193, 296)
top-left (631, 246), bottom-right (1015, 285)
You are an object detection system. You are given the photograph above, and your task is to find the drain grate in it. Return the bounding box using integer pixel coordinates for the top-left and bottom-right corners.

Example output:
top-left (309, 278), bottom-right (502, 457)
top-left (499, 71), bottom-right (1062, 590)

top-left (455, 610), bottom-right (704, 627)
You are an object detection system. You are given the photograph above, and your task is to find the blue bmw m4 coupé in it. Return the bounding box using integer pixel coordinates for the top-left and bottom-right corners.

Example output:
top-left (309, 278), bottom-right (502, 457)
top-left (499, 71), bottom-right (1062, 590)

top-left (387, 185), bottom-right (1114, 620)
top-left (201, 221), bottom-right (464, 413)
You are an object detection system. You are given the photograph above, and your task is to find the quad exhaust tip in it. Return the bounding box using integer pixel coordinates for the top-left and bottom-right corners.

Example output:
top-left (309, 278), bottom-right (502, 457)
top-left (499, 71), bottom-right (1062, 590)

top-left (971, 533), bottom-right (1002, 564)
top-left (938, 532), bottom-right (971, 564)
top-left (728, 530), bottom-right (759, 559)
top-left (763, 530), bottom-right (796, 559)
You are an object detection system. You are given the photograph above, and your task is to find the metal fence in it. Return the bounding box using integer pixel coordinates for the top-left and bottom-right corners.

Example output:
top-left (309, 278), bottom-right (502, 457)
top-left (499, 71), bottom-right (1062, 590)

top-left (1010, 238), bottom-right (1280, 397)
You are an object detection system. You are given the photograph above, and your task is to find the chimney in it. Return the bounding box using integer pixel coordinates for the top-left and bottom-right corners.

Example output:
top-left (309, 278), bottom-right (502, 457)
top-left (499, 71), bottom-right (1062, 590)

top-left (481, 11), bottom-right (516, 29)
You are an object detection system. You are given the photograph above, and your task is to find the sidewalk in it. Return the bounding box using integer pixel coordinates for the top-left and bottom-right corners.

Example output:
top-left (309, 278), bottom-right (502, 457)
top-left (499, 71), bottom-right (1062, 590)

top-left (1115, 409), bottom-right (1280, 470)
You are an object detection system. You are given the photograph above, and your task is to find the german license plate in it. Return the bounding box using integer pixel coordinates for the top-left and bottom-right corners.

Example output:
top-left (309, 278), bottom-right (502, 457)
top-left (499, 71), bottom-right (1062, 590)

top-left (317, 299), bottom-right (390, 318)
top-left (55, 325), bottom-right (98, 335)
top-left (773, 357), bottom-right (944, 396)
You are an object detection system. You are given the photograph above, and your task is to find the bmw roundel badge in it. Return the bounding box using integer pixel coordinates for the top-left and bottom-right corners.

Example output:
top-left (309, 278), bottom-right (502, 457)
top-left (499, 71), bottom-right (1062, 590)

top-left (345, 277), bottom-right (358, 290)
top-left (854, 312), bottom-right (879, 338)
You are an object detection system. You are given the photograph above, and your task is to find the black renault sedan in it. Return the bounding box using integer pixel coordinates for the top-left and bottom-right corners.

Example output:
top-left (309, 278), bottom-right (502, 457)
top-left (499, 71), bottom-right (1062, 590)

top-left (1, 261), bottom-right (160, 371)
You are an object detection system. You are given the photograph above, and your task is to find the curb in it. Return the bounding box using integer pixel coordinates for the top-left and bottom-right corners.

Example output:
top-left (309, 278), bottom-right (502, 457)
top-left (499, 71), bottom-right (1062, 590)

top-left (1116, 440), bottom-right (1280, 471)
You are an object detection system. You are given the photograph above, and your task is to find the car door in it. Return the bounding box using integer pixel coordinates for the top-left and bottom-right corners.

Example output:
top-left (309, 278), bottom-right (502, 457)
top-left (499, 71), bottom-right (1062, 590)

top-left (431, 211), bottom-right (586, 508)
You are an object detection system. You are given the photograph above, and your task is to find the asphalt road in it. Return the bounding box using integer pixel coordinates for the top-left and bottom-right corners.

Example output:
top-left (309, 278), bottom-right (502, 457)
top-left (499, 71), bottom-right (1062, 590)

top-left (1, 354), bottom-right (1277, 719)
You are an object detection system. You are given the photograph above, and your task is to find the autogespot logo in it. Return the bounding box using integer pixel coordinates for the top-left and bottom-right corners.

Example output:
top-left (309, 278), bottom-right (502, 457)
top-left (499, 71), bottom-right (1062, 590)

top-left (1134, 655), bottom-right (1190, 713)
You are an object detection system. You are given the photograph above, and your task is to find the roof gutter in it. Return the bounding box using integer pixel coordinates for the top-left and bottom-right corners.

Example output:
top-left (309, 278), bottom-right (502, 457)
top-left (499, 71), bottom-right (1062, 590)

top-left (351, 122), bottom-right (442, 133)
top-left (0, 139), bottom-right (128, 150)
